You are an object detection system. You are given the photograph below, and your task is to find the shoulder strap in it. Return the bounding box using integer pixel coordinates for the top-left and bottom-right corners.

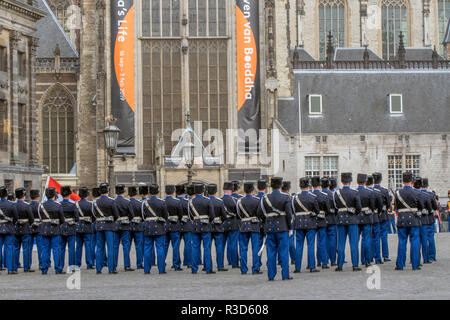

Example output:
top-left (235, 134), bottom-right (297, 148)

top-left (336, 190), bottom-right (348, 208)
top-left (75, 202), bottom-right (84, 217)
top-left (237, 199), bottom-right (251, 218)
top-left (0, 208), bottom-right (5, 219)
top-left (144, 200), bottom-right (158, 217)
top-left (93, 200), bottom-right (105, 218)
top-left (188, 199), bottom-right (201, 218)
top-left (294, 194), bottom-right (310, 213)
top-left (396, 190), bottom-right (412, 210)
top-left (39, 204), bottom-right (51, 219)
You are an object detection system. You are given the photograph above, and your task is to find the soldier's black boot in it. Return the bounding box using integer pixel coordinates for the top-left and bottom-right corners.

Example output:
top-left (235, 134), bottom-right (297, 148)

top-left (331, 263), bottom-right (337, 266)
top-left (218, 268), bottom-right (228, 272)
top-left (293, 269), bottom-right (301, 273)
top-left (335, 267), bottom-right (343, 272)
top-left (125, 267), bottom-right (135, 272)
top-left (353, 266), bottom-right (362, 271)
top-left (96, 271), bottom-right (102, 274)
top-left (282, 276), bottom-right (293, 280)
top-left (175, 268), bottom-right (184, 271)
top-left (383, 258), bottom-right (391, 262)
top-left (310, 269), bottom-right (320, 273)
top-left (365, 263), bottom-right (371, 268)
top-left (321, 265), bottom-right (329, 269)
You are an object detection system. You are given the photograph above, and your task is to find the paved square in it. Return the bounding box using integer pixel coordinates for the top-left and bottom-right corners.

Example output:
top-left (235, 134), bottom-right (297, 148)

top-left (1, 233), bottom-right (449, 300)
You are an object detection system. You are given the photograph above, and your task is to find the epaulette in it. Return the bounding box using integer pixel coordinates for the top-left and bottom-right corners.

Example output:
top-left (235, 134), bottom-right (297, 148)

top-left (320, 191), bottom-right (328, 196)
top-left (214, 197), bottom-right (223, 202)
top-left (308, 192), bottom-right (317, 197)
top-left (373, 188), bottom-right (382, 193)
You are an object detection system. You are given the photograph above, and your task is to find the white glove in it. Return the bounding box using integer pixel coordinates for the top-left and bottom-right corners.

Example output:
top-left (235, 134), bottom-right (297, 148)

top-left (289, 230), bottom-right (294, 237)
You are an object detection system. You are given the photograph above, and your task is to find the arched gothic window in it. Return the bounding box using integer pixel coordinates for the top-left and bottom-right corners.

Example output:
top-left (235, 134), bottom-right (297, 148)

top-left (48, 0), bottom-right (73, 34)
top-left (41, 84), bottom-right (75, 174)
top-left (381, 0), bottom-right (409, 60)
top-left (318, 0), bottom-right (346, 60)
top-left (438, 0), bottom-right (450, 55)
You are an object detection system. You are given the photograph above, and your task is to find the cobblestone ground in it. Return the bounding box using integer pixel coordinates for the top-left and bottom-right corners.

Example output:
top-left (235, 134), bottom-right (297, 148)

top-left (0, 233), bottom-right (449, 300)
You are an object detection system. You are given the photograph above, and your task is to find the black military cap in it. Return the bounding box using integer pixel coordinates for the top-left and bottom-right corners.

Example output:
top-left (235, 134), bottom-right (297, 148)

top-left (79, 187), bottom-right (89, 198)
top-left (357, 173), bottom-right (367, 184)
top-left (257, 179), bottom-right (267, 190)
top-left (422, 178), bottom-right (429, 188)
top-left (329, 177), bottom-right (337, 190)
top-left (128, 186), bottom-right (137, 197)
top-left (413, 177), bottom-right (423, 189)
top-left (45, 187), bottom-right (57, 199)
top-left (149, 184), bottom-right (159, 195)
top-left (115, 184), bottom-right (125, 195)
top-left (99, 183), bottom-right (109, 194)
top-left (175, 184), bottom-right (185, 195)
top-left (341, 172), bottom-right (352, 184)
top-left (15, 188), bottom-right (26, 199)
top-left (320, 177), bottom-right (330, 189)
top-left (139, 185), bottom-right (149, 196)
top-left (402, 172), bottom-right (413, 183)
top-left (207, 184), bottom-right (218, 195)
top-left (7, 193), bottom-right (15, 201)
top-left (244, 182), bottom-right (255, 194)
top-left (231, 181), bottom-right (240, 192)
top-left (0, 186), bottom-right (8, 198)
top-left (186, 184), bottom-right (195, 196)
top-left (61, 186), bottom-right (72, 197)
top-left (311, 176), bottom-right (321, 188)
top-left (366, 175), bottom-right (374, 186)
top-left (282, 181), bottom-right (291, 191)
top-left (223, 182), bottom-right (233, 191)
top-left (194, 183), bottom-right (204, 194)
top-left (92, 187), bottom-right (101, 198)
top-left (271, 177), bottom-right (283, 189)
top-left (372, 172), bottom-right (382, 184)
top-left (30, 189), bottom-right (40, 199)
top-left (165, 185), bottom-right (176, 195)
top-left (299, 177), bottom-right (310, 189)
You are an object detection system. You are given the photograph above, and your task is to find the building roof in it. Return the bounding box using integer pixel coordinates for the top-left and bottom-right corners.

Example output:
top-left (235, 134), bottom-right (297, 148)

top-left (291, 47), bottom-right (315, 62)
top-left (403, 47), bottom-right (444, 61)
top-left (334, 47), bottom-right (383, 61)
top-left (35, 0), bottom-right (78, 59)
top-left (444, 19), bottom-right (450, 45)
top-left (278, 70), bottom-right (450, 135)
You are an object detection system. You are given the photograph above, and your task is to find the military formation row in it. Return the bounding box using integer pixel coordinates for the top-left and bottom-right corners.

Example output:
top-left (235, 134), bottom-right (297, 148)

top-left (0, 171), bottom-right (438, 280)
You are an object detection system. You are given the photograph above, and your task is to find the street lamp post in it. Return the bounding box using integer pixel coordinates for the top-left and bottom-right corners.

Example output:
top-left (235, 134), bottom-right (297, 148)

top-left (103, 117), bottom-right (120, 195)
top-left (183, 141), bottom-right (195, 185)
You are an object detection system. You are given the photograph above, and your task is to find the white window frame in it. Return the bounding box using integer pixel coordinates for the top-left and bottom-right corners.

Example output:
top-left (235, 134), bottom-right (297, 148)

top-left (388, 94), bottom-right (403, 114)
top-left (309, 94), bottom-right (323, 115)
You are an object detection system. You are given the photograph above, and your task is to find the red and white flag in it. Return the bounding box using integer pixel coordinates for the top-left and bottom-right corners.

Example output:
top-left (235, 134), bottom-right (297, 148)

top-left (43, 176), bottom-right (81, 202)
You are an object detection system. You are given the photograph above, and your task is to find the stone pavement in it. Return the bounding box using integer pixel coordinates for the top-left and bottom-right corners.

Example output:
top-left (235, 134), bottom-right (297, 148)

top-left (1, 233), bottom-right (449, 300)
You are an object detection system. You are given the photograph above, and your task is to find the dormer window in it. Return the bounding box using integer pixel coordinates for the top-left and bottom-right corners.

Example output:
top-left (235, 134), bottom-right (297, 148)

top-left (309, 94), bottom-right (322, 115)
top-left (389, 94), bottom-right (403, 114)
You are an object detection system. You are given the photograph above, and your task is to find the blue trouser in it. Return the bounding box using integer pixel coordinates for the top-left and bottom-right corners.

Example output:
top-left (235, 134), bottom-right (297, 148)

top-left (191, 232), bottom-right (212, 273)
top-left (256, 231), bottom-right (264, 268)
top-left (143, 234), bottom-right (166, 273)
top-left (0, 235), bottom-right (16, 272)
top-left (114, 230), bottom-right (131, 269)
top-left (326, 224), bottom-right (337, 264)
top-left (96, 231), bottom-right (116, 272)
top-left (295, 229), bottom-right (316, 271)
top-left (212, 232), bottom-right (225, 269)
top-left (418, 225), bottom-right (429, 264)
top-left (396, 226), bottom-right (420, 270)
top-left (316, 227), bottom-right (328, 266)
top-left (29, 234), bottom-right (43, 269)
top-left (266, 232), bottom-right (289, 280)
top-left (166, 232), bottom-right (181, 270)
top-left (337, 224), bottom-right (359, 268)
top-left (75, 233), bottom-right (94, 268)
top-left (360, 224), bottom-right (372, 264)
top-left (226, 230), bottom-right (239, 267)
top-left (387, 219), bottom-right (396, 234)
top-left (14, 234), bottom-right (32, 271)
top-left (238, 232), bottom-right (260, 274)
top-left (371, 222), bottom-right (381, 262)
top-left (277, 233), bottom-right (295, 264)
top-left (181, 232), bottom-right (192, 266)
top-left (380, 220), bottom-right (389, 258)
top-left (131, 231), bottom-right (144, 268)
top-left (60, 235), bottom-right (76, 271)
top-left (428, 224), bottom-right (436, 260)
top-left (40, 235), bottom-right (63, 274)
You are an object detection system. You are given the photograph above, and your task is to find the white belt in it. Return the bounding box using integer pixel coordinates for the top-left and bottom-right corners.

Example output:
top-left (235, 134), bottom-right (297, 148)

top-left (398, 208), bottom-right (418, 213)
top-left (295, 211), bottom-right (311, 216)
top-left (145, 217), bottom-right (159, 221)
top-left (361, 207), bottom-right (369, 211)
top-left (0, 220), bottom-right (10, 224)
top-left (65, 218), bottom-right (74, 222)
top-left (18, 219), bottom-right (29, 223)
top-left (194, 215), bottom-right (209, 220)
top-left (117, 216), bottom-right (129, 222)
top-left (267, 212), bottom-right (286, 217)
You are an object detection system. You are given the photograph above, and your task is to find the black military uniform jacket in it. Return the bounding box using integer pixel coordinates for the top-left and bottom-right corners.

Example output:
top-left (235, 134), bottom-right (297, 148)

top-left (38, 200), bottom-right (65, 236)
top-left (312, 190), bottom-right (330, 228)
top-left (424, 190), bottom-right (438, 225)
top-left (323, 189), bottom-right (337, 225)
top-left (374, 185), bottom-right (391, 222)
top-left (15, 200), bottom-right (34, 235)
top-left (291, 191), bottom-right (319, 230)
top-left (115, 196), bottom-right (134, 231)
top-left (394, 186), bottom-right (423, 228)
top-left (210, 196), bottom-right (227, 233)
top-left (357, 187), bottom-right (374, 225)
top-left (369, 188), bottom-right (383, 224)
top-left (416, 190), bottom-right (432, 226)
top-left (93, 196), bottom-right (119, 231)
top-left (178, 196), bottom-right (193, 233)
top-left (75, 199), bottom-right (95, 234)
top-left (188, 195), bottom-right (214, 234)
top-left (142, 196), bottom-right (168, 236)
top-left (0, 199), bottom-right (18, 235)
top-left (333, 186), bottom-right (362, 225)
top-left (222, 195), bottom-right (239, 232)
top-left (258, 190), bottom-right (294, 233)
top-left (60, 199), bottom-right (79, 236)
top-left (237, 195), bottom-right (262, 233)
top-left (30, 201), bottom-right (40, 234)
top-left (165, 196), bottom-right (183, 233)
top-left (129, 198), bottom-right (144, 232)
